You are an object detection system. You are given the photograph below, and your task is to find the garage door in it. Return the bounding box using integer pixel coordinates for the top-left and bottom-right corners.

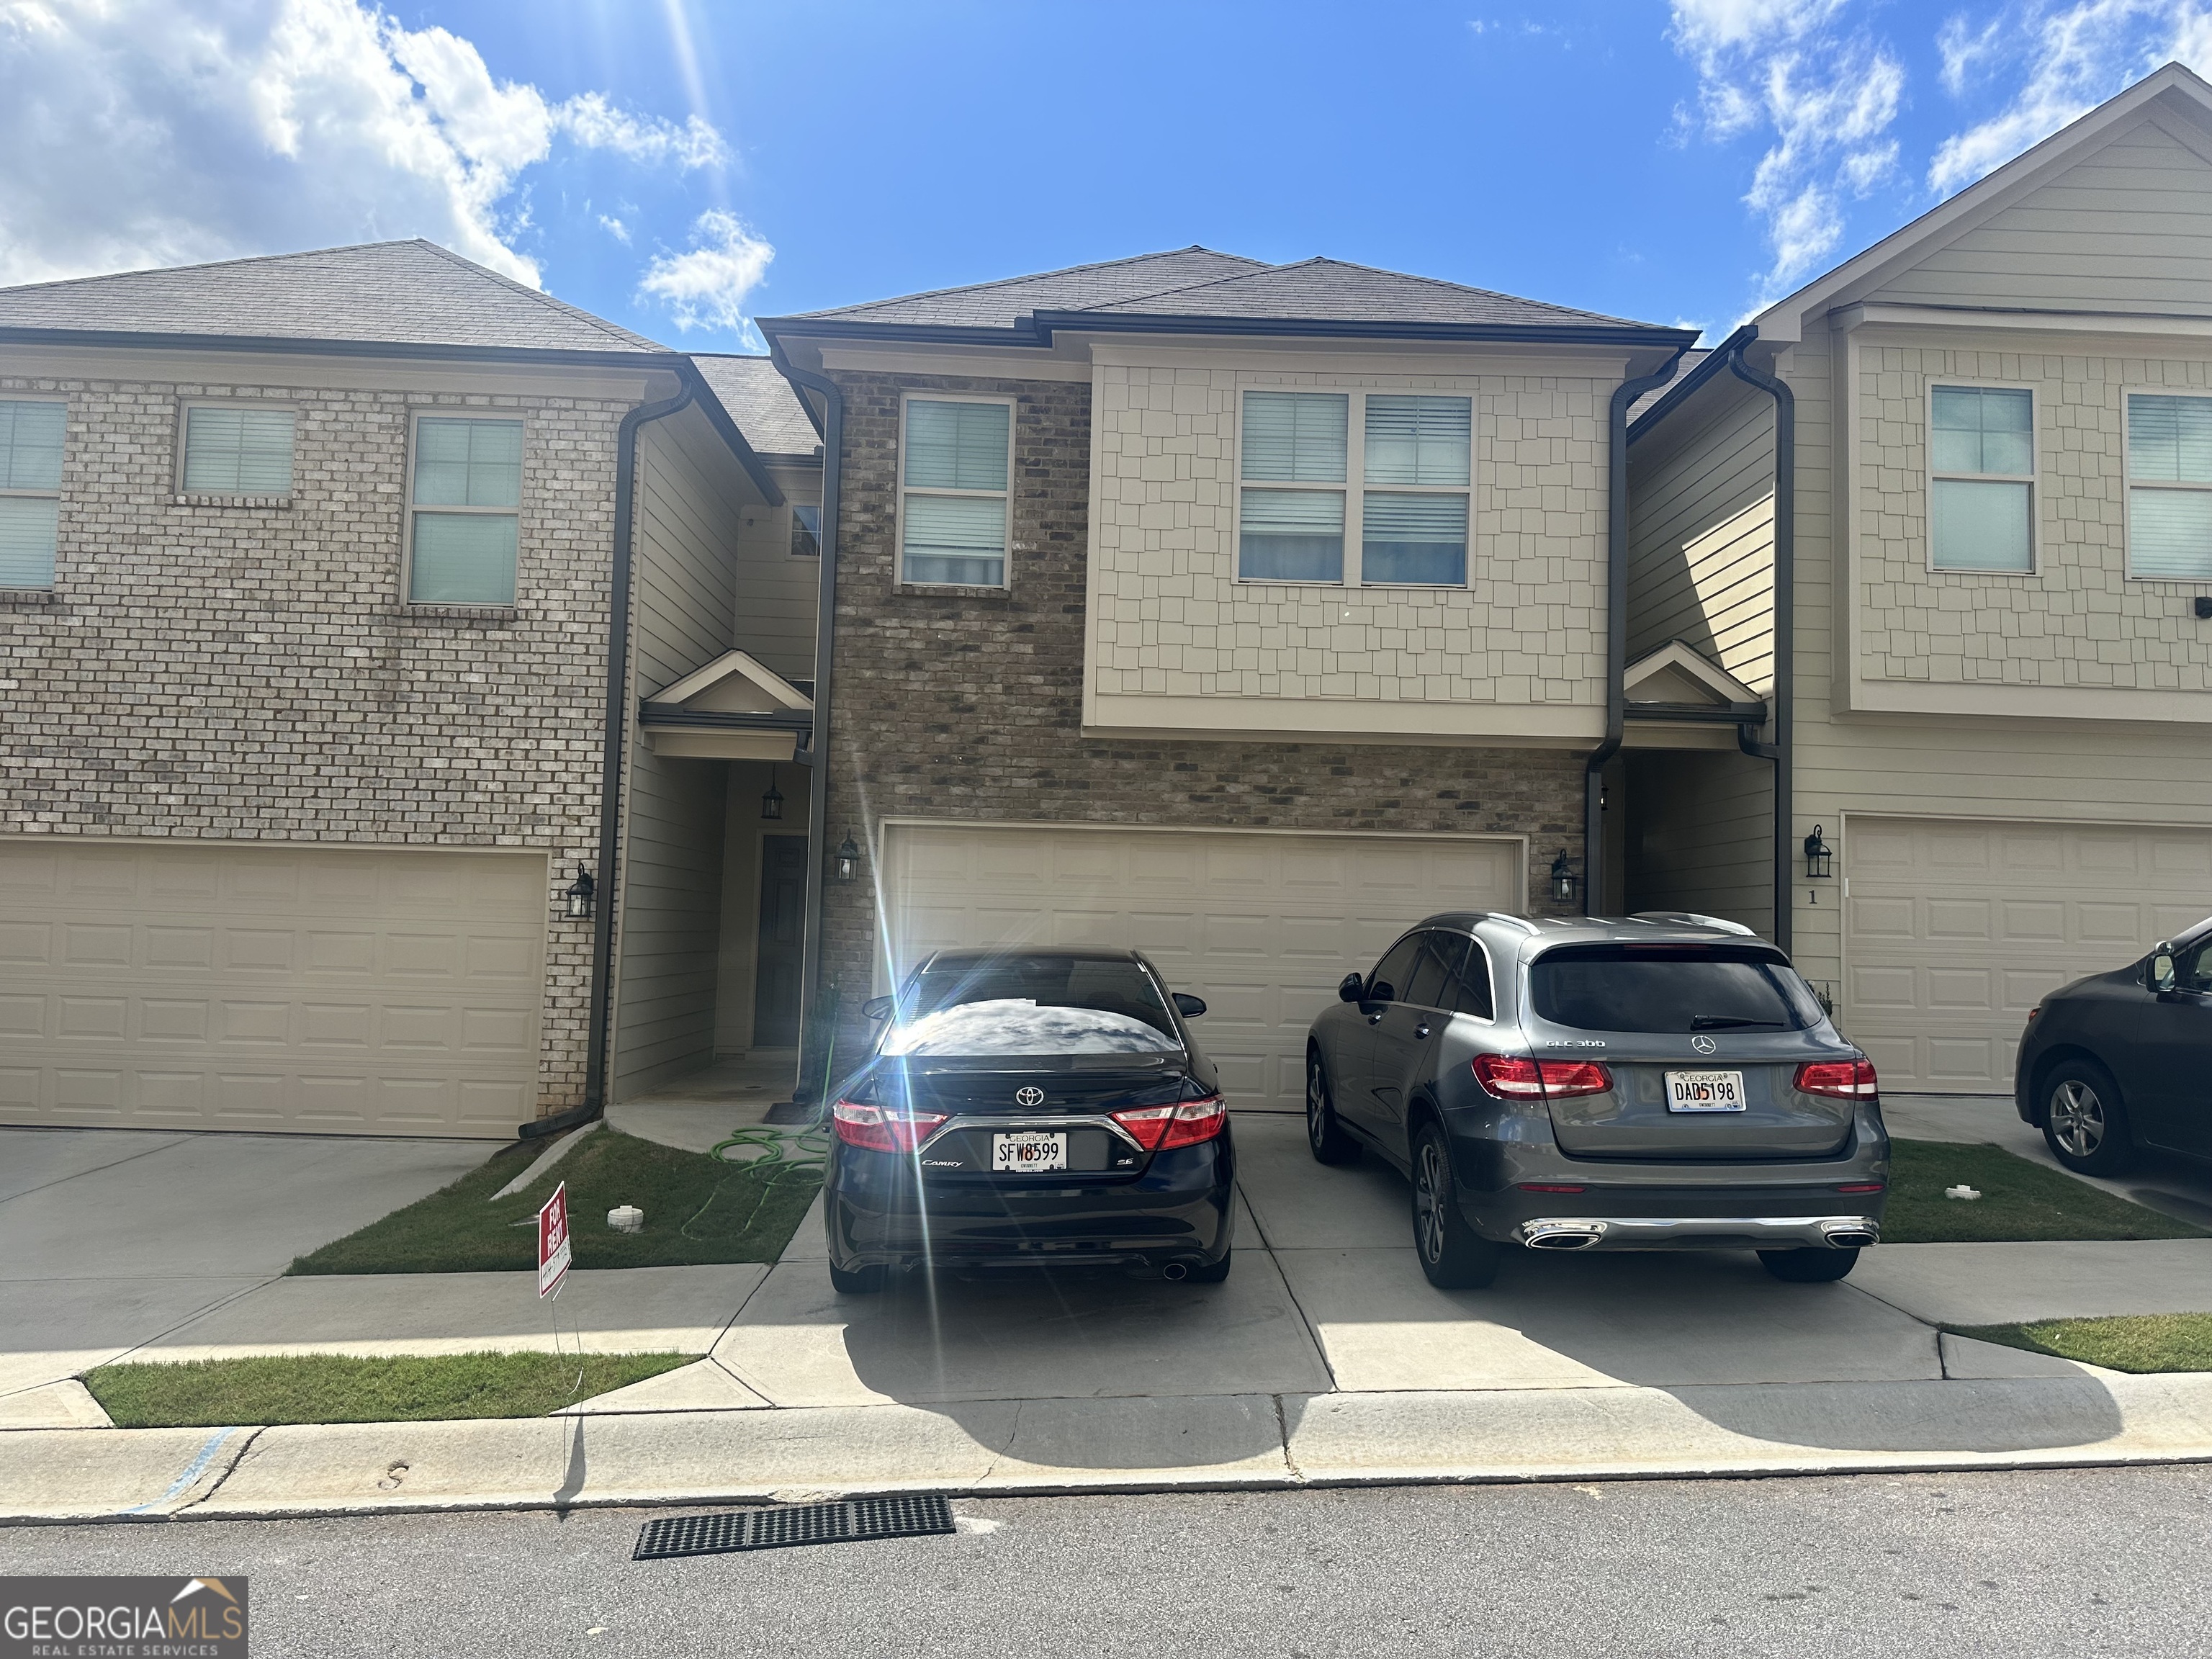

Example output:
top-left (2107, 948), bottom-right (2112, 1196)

top-left (1845, 817), bottom-right (2212, 1093)
top-left (0, 841), bottom-right (547, 1137)
top-left (878, 823), bottom-right (1524, 1110)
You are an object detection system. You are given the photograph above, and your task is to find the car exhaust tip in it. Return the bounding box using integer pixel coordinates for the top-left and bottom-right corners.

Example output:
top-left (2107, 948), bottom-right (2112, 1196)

top-left (1520, 1221), bottom-right (1607, 1251)
top-left (1161, 1262), bottom-right (1190, 1281)
top-left (1821, 1225), bottom-right (1879, 1249)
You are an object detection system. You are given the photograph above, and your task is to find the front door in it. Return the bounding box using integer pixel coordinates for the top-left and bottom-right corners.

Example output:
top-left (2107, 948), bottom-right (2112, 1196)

top-left (753, 835), bottom-right (808, 1048)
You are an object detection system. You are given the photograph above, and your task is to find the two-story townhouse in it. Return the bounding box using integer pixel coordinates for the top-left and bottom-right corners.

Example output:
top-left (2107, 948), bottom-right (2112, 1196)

top-left (0, 240), bottom-right (822, 1138)
top-left (1622, 64), bottom-right (2212, 1095)
top-left (759, 253), bottom-right (1694, 1108)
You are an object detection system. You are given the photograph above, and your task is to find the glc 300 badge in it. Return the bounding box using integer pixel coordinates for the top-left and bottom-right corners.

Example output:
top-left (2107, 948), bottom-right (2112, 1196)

top-left (1013, 1086), bottom-right (1046, 1107)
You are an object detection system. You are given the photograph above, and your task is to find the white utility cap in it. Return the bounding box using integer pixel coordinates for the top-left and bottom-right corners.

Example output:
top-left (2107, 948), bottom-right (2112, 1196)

top-left (1943, 1185), bottom-right (1982, 1201)
top-left (608, 1204), bottom-right (644, 1233)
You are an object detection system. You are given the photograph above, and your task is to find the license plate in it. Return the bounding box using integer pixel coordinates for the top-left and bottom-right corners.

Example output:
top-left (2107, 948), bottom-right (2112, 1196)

top-left (1665, 1070), bottom-right (1746, 1112)
top-left (992, 1131), bottom-right (1068, 1172)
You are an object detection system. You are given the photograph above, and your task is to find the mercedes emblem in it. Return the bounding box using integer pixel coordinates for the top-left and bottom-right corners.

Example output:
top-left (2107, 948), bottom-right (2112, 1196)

top-left (1691, 1035), bottom-right (1718, 1056)
top-left (1014, 1086), bottom-right (1046, 1108)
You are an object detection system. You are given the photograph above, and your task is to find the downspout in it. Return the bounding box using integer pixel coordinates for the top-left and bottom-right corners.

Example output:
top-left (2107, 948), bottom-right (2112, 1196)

top-left (1586, 346), bottom-right (1689, 914)
top-left (523, 378), bottom-right (695, 1138)
top-left (768, 344), bottom-right (843, 1107)
top-left (1726, 338), bottom-right (1797, 954)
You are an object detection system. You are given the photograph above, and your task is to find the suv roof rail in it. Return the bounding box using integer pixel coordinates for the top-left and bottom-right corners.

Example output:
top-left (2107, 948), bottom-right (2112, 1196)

top-left (1629, 910), bottom-right (1757, 937)
top-left (1471, 912), bottom-right (1540, 935)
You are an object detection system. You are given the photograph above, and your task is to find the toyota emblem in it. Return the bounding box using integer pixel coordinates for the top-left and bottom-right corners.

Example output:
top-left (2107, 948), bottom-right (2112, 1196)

top-left (1691, 1035), bottom-right (1718, 1055)
top-left (1014, 1086), bottom-right (1046, 1108)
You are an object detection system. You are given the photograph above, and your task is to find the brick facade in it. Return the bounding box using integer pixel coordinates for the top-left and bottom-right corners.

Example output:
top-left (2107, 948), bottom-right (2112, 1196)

top-left (0, 369), bottom-right (627, 1112)
top-left (814, 368), bottom-right (1589, 1048)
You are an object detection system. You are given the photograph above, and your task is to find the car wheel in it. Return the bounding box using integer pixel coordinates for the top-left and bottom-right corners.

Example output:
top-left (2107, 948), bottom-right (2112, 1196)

top-left (2044, 1059), bottom-right (2134, 1176)
top-left (1305, 1051), bottom-right (1361, 1165)
top-left (829, 1262), bottom-right (888, 1295)
top-left (1178, 1249), bottom-right (1232, 1284)
top-left (1758, 1247), bottom-right (1861, 1283)
top-left (1410, 1121), bottom-right (1502, 1289)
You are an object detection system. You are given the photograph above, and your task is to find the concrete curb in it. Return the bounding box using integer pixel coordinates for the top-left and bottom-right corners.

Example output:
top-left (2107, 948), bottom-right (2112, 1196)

top-left (9, 1373), bottom-right (2212, 1526)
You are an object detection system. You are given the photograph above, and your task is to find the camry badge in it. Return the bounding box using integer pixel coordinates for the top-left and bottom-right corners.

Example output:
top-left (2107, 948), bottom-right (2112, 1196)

top-left (1014, 1086), bottom-right (1046, 1107)
top-left (1691, 1035), bottom-right (1718, 1055)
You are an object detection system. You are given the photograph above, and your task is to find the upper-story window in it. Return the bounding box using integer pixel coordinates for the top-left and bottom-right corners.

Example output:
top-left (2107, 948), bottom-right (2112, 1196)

top-left (0, 399), bottom-right (63, 590)
top-left (1929, 386), bottom-right (2033, 572)
top-left (1238, 390), bottom-right (1471, 585)
top-left (408, 415), bottom-right (523, 606)
top-left (899, 397), bottom-right (1010, 587)
top-left (2126, 392), bottom-right (2212, 580)
top-left (790, 502), bottom-right (822, 558)
top-left (182, 406), bottom-right (295, 495)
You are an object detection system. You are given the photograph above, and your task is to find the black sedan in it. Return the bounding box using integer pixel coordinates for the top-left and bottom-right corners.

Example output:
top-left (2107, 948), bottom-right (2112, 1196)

top-left (823, 947), bottom-right (1234, 1293)
top-left (2015, 915), bottom-right (2212, 1174)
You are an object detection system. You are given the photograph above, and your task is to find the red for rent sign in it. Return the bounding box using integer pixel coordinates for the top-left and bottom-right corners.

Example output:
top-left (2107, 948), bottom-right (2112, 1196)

top-left (538, 1181), bottom-right (572, 1300)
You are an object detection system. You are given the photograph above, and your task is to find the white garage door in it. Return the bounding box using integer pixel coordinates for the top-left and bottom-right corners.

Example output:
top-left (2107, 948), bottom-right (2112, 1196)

top-left (0, 841), bottom-right (548, 1138)
top-left (878, 822), bottom-right (1524, 1110)
top-left (1845, 817), bottom-right (2212, 1093)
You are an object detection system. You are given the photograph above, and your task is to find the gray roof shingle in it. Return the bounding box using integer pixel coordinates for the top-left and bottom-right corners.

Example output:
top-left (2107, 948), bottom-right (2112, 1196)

top-left (1627, 348), bottom-right (1712, 423)
top-left (689, 354), bottom-right (821, 458)
top-left (1076, 256), bottom-right (1652, 330)
top-left (790, 247), bottom-right (1269, 329)
top-left (0, 240), bottom-right (666, 354)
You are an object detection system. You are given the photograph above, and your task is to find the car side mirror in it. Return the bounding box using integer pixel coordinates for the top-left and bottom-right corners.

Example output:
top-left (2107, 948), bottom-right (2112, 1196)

top-left (1338, 972), bottom-right (1365, 1004)
top-left (2149, 948), bottom-right (2177, 994)
top-left (860, 995), bottom-right (894, 1021)
top-left (1172, 992), bottom-right (1208, 1018)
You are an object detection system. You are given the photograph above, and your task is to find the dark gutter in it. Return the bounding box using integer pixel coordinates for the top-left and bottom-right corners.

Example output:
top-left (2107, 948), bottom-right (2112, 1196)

top-left (1586, 344), bottom-right (1691, 915)
top-left (760, 313), bottom-right (1699, 354)
top-left (767, 342), bottom-right (845, 1107)
top-left (0, 325), bottom-right (675, 372)
top-left (1627, 701), bottom-right (1769, 725)
top-left (1626, 324), bottom-right (1755, 443)
top-left (523, 381), bottom-right (696, 1140)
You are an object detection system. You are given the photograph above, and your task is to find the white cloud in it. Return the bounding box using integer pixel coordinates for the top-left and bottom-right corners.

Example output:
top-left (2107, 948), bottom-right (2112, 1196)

top-left (598, 214), bottom-right (632, 245)
top-left (1670, 0), bottom-right (1905, 294)
top-left (638, 210), bottom-right (775, 336)
top-left (0, 0), bottom-right (725, 289)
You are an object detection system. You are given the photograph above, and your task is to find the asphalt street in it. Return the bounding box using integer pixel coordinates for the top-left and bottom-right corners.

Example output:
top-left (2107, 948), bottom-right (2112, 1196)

top-left (8, 1465), bottom-right (2212, 1658)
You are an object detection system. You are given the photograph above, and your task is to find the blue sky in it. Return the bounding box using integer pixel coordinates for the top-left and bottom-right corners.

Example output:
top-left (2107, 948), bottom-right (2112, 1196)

top-left (5, 1), bottom-right (2212, 348)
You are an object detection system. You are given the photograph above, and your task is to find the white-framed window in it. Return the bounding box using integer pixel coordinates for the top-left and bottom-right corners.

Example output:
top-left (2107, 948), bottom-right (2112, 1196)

top-left (0, 399), bottom-right (64, 590)
top-left (1928, 385), bottom-right (2034, 573)
top-left (1236, 389), bottom-right (1471, 585)
top-left (790, 501), bottom-right (821, 558)
top-left (2126, 391), bottom-right (2212, 580)
top-left (406, 415), bottom-right (523, 605)
top-left (181, 404), bottom-right (296, 495)
top-left (898, 395), bottom-right (1011, 587)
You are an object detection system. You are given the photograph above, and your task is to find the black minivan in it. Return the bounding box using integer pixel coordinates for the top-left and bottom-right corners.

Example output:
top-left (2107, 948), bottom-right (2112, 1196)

top-left (823, 948), bottom-right (1234, 1292)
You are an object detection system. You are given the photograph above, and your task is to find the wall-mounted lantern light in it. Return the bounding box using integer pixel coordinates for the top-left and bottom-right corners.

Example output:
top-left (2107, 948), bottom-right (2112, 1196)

top-left (760, 766), bottom-right (784, 822)
top-left (564, 864), bottom-right (595, 920)
top-left (1804, 825), bottom-right (1833, 881)
top-left (834, 833), bottom-right (862, 884)
top-left (1549, 849), bottom-right (1578, 907)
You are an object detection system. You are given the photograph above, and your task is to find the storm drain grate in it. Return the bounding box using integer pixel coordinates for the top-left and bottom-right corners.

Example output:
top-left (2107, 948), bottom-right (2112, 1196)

top-left (634, 1494), bottom-right (956, 1560)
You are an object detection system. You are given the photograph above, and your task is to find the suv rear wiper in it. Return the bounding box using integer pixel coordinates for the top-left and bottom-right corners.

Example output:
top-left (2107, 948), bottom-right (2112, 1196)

top-left (1689, 1015), bottom-right (1788, 1030)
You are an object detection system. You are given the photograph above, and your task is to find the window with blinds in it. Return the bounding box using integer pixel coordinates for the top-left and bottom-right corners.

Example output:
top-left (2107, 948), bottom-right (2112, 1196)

top-left (408, 416), bottom-right (523, 605)
top-left (0, 399), bottom-right (65, 590)
top-left (901, 397), bottom-right (1011, 585)
top-left (1236, 389), bottom-right (1470, 585)
top-left (2127, 392), bottom-right (2212, 580)
top-left (1929, 387), bottom-right (2033, 572)
top-left (182, 406), bottom-right (296, 495)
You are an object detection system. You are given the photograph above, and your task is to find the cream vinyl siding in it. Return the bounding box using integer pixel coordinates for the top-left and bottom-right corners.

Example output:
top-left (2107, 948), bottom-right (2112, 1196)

top-left (731, 462), bottom-right (821, 683)
top-left (877, 822), bottom-right (1524, 1110)
top-left (0, 842), bottom-right (545, 1137)
top-left (1623, 750), bottom-right (1776, 941)
top-left (1843, 817), bottom-right (2212, 1092)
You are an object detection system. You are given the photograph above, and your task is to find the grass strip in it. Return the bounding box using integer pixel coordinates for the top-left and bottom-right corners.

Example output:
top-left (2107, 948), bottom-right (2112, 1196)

top-left (1946, 1313), bottom-right (2212, 1375)
top-left (288, 1127), bottom-right (821, 1275)
top-left (1881, 1139), bottom-right (2206, 1244)
top-left (85, 1350), bottom-right (699, 1427)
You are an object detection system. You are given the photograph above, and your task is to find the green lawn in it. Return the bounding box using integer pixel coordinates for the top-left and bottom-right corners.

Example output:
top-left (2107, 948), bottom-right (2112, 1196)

top-left (1948, 1313), bottom-right (2212, 1375)
top-left (287, 1126), bottom-right (822, 1275)
top-left (1881, 1140), bottom-right (2206, 1244)
top-left (85, 1350), bottom-right (698, 1427)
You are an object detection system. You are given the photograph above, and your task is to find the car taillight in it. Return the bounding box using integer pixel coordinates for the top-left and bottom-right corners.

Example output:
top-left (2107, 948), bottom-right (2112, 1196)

top-left (1110, 1094), bottom-right (1228, 1151)
top-left (1794, 1058), bottom-right (1878, 1100)
top-left (1836, 1182), bottom-right (1885, 1194)
top-left (1471, 1054), bottom-right (1613, 1101)
top-left (830, 1100), bottom-right (946, 1154)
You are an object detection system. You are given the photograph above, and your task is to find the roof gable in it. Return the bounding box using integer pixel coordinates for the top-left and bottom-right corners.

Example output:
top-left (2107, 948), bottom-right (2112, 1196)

top-left (0, 240), bottom-right (665, 355)
top-left (648, 649), bottom-right (812, 715)
top-left (1625, 640), bottom-right (1763, 709)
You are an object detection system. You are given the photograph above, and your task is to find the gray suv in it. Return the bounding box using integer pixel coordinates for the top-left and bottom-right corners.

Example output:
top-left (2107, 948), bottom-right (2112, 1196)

top-left (1305, 912), bottom-right (1887, 1287)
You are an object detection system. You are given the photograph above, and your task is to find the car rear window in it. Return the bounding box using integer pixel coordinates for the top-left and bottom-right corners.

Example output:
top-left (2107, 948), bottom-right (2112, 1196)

top-left (884, 956), bottom-right (1181, 1056)
top-left (1529, 945), bottom-right (1823, 1035)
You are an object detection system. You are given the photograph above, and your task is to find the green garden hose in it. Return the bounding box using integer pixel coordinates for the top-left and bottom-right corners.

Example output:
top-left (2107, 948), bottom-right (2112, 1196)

top-left (678, 1120), bottom-right (830, 1241)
